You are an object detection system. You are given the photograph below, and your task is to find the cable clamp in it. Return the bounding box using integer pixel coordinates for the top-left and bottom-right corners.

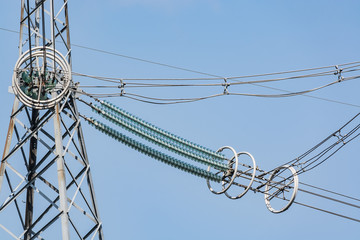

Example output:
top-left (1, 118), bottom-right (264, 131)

top-left (222, 78), bottom-right (230, 94)
top-left (118, 79), bottom-right (126, 96)
top-left (333, 130), bottom-right (346, 144)
top-left (79, 113), bottom-right (95, 125)
top-left (334, 65), bottom-right (344, 82)
top-left (298, 161), bottom-right (305, 172)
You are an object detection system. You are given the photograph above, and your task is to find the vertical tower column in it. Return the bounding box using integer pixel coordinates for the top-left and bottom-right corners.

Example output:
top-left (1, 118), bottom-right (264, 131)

top-left (53, 100), bottom-right (70, 240)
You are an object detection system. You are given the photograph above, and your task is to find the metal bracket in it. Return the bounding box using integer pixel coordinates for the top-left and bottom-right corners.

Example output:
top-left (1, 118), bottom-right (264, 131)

top-left (335, 65), bottom-right (344, 82)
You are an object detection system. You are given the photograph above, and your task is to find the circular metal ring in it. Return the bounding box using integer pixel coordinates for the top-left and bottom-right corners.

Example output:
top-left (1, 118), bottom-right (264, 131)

top-left (224, 151), bottom-right (256, 200)
top-left (206, 146), bottom-right (238, 195)
top-left (12, 47), bottom-right (71, 109)
top-left (264, 164), bottom-right (299, 214)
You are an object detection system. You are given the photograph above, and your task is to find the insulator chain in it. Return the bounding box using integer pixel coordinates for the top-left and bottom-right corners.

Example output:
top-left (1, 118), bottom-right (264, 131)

top-left (83, 116), bottom-right (222, 182)
top-left (79, 97), bottom-right (301, 215)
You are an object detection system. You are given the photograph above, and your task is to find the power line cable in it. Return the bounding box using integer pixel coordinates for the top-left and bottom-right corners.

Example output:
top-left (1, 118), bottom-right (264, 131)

top-left (2, 26), bottom-right (360, 108)
top-left (73, 65), bottom-right (360, 82)
top-left (231, 174), bottom-right (360, 223)
top-left (293, 201), bottom-right (360, 223)
top-left (299, 181), bottom-right (360, 202)
top-left (0, 27), bottom-right (19, 34)
top-left (74, 71), bottom-right (342, 87)
top-left (76, 89), bottom-right (360, 108)
top-left (75, 75), bottom-right (360, 107)
top-left (2, 26), bottom-right (360, 80)
top-left (71, 44), bottom-right (223, 78)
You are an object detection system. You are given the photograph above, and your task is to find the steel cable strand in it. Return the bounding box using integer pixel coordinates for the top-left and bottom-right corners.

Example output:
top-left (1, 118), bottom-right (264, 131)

top-left (123, 92), bottom-right (225, 103)
top-left (259, 170), bottom-right (360, 209)
top-left (72, 62), bottom-right (360, 83)
top-left (297, 188), bottom-right (360, 210)
top-left (209, 161), bottom-right (360, 222)
top-left (299, 181), bottom-right (360, 203)
top-left (251, 178), bottom-right (360, 223)
top-left (338, 123), bottom-right (360, 142)
top-left (92, 75), bottom-right (346, 98)
top-left (253, 172), bottom-right (360, 220)
top-left (266, 112), bottom-right (360, 174)
top-left (283, 134), bottom-right (335, 167)
top-left (76, 86), bottom-right (360, 108)
top-left (74, 70), bottom-right (357, 89)
top-left (77, 70), bottom-right (335, 88)
top-left (124, 93), bottom-right (225, 105)
top-left (91, 105), bottom-right (228, 171)
top-left (259, 173), bottom-right (360, 206)
top-left (252, 165), bottom-right (360, 212)
top-left (284, 134), bottom-right (349, 175)
top-left (229, 79), bottom-right (341, 98)
top-left (226, 62), bottom-right (360, 80)
top-left (85, 117), bottom-right (222, 182)
top-left (252, 179), bottom-right (360, 223)
top-left (98, 99), bottom-right (227, 161)
top-left (113, 70), bottom-right (358, 87)
top-left (228, 70), bottom-right (356, 85)
top-left (297, 143), bottom-right (343, 174)
top-left (232, 166), bottom-right (360, 209)
top-left (299, 131), bottom-right (360, 174)
top-left (295, 131), bottom-right (359, 172)
top-left (297, 123), bottom-right (360, 174)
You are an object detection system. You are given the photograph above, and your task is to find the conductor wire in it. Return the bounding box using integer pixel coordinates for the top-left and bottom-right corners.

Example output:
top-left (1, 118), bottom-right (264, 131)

top-left (230, 174), bottom-right (360, 223)
top-left (293, 201), bottom-right (360, 223)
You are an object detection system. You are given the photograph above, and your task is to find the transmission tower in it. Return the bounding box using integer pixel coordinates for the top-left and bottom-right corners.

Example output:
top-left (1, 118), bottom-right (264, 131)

top-left (0, 1), bottom-right (103, 239)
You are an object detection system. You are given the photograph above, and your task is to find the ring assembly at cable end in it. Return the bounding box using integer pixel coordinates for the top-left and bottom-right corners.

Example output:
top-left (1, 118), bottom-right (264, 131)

top-left (12, 47), bottom-right (71, 109)
top-left (206, 146), bottom-right (239, 195)
top-left (264, 165), bottom-right (299, 214)
top-left (206, 147), bottom-right (257, 200)
top-left (205, 148), bottom-right (299, 214)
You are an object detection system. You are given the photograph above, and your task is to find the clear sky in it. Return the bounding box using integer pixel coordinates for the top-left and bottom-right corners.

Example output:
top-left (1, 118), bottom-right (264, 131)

top-left (0, 1), bottom-right (360, 239)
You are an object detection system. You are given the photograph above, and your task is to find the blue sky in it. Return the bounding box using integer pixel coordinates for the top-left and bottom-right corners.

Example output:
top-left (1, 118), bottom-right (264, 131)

top-left (0, 1), bottom-right (360, 239)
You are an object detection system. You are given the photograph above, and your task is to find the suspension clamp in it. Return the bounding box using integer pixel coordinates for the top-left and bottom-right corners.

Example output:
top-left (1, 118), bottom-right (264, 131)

top-left (334, 65), bottom-right (344, 82)
top-left (223, 78), bottom-right (230, 95)
top-left (118, 79), bottom-right (126, 96)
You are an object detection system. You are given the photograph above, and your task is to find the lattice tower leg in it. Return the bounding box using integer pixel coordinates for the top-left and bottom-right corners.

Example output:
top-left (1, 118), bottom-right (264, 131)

top-left (0, 1), bottom-right (104, 239)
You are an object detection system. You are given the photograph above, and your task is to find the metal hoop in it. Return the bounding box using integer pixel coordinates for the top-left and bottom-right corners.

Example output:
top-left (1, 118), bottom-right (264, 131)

top-left (264, 164), bottom-right (299, 214)
top-left (206, 146), bottom-right (238, 195)
top-left (224, 151), bottom-right (256, 200)
top-left (12, 47), bottom-right (71, 109)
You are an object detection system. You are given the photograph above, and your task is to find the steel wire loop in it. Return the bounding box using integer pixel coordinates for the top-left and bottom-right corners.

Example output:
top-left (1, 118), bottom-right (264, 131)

top-left (206, 146), bottom-right (238, 195)
top-left (264, 165), bottom-right (299, 213)
top-left (12, 46), bottom-right (71, 109)
top-left (224, 152), bottom-right (257, 200)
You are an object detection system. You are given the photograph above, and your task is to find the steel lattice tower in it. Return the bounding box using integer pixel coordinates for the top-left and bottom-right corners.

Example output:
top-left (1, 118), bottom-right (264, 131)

top-left (0, 1), bottom-right (104, 239)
